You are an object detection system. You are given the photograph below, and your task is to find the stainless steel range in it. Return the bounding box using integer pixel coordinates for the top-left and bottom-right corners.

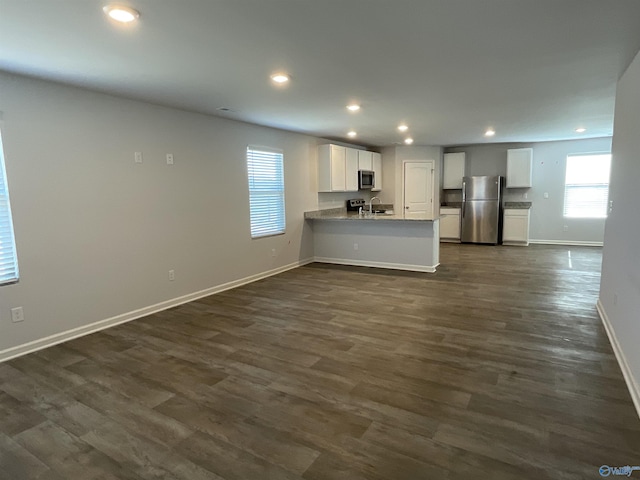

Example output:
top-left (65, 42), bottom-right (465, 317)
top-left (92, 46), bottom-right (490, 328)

top-left (346, 198), bottom-right (366, 212)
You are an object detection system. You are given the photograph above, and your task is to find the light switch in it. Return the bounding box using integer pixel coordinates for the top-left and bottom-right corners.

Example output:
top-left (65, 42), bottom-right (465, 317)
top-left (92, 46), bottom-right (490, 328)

top-left (543, 192), bottom-right (549, 199)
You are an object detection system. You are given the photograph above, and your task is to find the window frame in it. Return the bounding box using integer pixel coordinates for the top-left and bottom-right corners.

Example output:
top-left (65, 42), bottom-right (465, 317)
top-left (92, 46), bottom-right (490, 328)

top-left (563, 152), bottom-right (611, 219)
top-left (246, 145), bottom-right (286, 239)
top-left (0, 128), bottom-right (19, 286)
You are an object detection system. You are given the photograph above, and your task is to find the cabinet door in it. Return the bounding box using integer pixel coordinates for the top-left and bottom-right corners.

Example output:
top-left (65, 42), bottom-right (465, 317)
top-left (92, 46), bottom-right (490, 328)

top-left (372, 152), bottom-right (382, 191)
top-left (506, 148), bottom-right (533, 188)
top-left (440, 214), bottom-right (461, 239)
top-left (345, 148), bottom-right (359, 192)
top-left (317, 144), bottom-right (331, 192)
top-left (330, 145), bottom-right (346, 191)
top-left (503, 210), bottom-right (530, 243)
top-left (443, 152), bottom-right (465, 189)
top-left (358, 150), bottom-right (373, 171)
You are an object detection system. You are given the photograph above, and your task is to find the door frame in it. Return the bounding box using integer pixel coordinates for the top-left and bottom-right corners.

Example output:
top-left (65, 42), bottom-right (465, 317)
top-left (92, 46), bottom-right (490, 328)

top-left (402, 160), bottom-right (435, 219)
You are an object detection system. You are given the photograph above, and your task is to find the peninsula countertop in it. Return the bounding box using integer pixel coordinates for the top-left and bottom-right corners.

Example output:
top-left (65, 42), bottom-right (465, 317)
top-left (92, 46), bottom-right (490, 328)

top-left (304, 207), bottom-right (437, 222)
top-left (309, 206), bottom-right (440, 272)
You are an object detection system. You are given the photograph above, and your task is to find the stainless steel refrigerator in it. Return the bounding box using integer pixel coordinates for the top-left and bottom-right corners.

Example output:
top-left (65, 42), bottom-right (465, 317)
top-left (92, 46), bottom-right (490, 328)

top-left (461, 175), bottom-right (502, 244)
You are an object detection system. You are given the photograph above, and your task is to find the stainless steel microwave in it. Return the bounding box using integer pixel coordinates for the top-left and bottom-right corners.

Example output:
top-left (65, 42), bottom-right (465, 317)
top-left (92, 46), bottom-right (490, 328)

top-left (358, 170), bottom-right (374, 189)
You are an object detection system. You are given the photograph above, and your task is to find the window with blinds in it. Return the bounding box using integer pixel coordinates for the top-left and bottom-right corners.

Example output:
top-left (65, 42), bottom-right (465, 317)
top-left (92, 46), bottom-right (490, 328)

top-left (563, 153), bottom-right (611, 218)
top-left (246, 146), bottom-right (285, 238)
top-left (0, 130), bottom-right (19, 285)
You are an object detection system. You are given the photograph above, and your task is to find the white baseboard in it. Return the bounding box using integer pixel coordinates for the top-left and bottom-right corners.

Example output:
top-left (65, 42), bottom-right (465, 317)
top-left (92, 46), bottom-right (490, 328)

top-left (529, 239), bottom-right (603, 247)
top-left (596, 299), bottom-right (640, 419)
top-left (0, 258), bottom-right (314, 363)
top-left (313, 256), bottom-right (437, 273)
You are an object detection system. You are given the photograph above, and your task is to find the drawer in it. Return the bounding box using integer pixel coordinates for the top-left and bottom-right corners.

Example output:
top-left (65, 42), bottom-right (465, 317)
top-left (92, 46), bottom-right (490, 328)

top-left (504, 208), bottom-right (530, 217)
top-left (440, 207), bottom-right (461, 215)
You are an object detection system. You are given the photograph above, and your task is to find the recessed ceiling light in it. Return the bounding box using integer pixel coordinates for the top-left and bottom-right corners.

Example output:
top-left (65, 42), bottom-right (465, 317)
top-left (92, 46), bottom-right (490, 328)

top-left (404, 138), bottom-right (414, 145)
top-left (484, 129), bottom-right (496, 137)
top-left (103, 5), bottom-right (140, 23)
top-left (346, 104), bottom-right (361, 112)
top-left (575, 127), bottom-right (586, 133)
top-left (347, 130), bottom-right (357, 138)
top-left (270, 73), bottom-right (290, 84)
top-left (398, 124), bottom-right (408, 132)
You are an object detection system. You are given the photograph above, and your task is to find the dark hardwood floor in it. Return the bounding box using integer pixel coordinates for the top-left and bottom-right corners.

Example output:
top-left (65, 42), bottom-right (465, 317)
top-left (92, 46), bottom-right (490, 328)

top-left (1, 244), bottom-right (638, 479)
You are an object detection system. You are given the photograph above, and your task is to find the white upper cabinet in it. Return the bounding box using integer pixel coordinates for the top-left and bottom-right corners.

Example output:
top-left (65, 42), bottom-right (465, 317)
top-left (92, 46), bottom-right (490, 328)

top-left (372, 152), bottom-right (382, 191)
top-left (506, 148), bottom-right (533, 188)
top-left (443, 152), bottom-right (465, 189)
top-left (329, 145), bottom-right (346, 191)
top-left (358, 150), bottom-right (373, 171)
top-left (318, 144), bottom-right (358, 192)
top-left (318, 145), bottom-right (381, 193)
top-left (345, 148), bottom-right (359, 192)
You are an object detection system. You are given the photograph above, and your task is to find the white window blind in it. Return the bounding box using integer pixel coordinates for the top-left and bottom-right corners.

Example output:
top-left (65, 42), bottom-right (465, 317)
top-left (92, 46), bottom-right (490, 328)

top-left (0, 130), bottom-right (19, 285)
top-left (247, 146), bottom-right (285, 238)
top-left (564, 153), bottom-right (611, 218)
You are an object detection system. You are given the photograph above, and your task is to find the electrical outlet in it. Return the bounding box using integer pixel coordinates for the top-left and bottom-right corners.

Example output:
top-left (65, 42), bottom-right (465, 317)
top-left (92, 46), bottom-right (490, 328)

top-left (544, 192), bottom-right (549, 199)
top-left (135, 152), bottom-right (143, 164)
top-left (523, 193), bottom-right (528, 199)
top-left (563, 225), bottom-right (569, 232)
top-left (354, 243), bottom-right (359, 250)
top-left (11, 307), bottom-right (24, 323)
top-left (271, 248), bottom-right (276, 257)
top-left (168, 269), bottom-right (175, 281)
top-left (166, 153), bottom-right (174, 165)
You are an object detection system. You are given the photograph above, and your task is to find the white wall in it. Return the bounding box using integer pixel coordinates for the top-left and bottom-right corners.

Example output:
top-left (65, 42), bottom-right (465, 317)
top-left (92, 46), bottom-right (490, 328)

top-left (445, 137), bottom-right (612, 244)
top-left (599, 50), bottom-right (640, 412)
top-left (0, 71), bottom-right (330, 355)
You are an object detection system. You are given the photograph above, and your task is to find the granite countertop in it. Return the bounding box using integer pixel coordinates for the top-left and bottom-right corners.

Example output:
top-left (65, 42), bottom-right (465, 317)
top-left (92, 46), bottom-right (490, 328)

top-left (504, 202), bottom-right (532, 209)
top-left (304, 207), bottom-right (435, 222)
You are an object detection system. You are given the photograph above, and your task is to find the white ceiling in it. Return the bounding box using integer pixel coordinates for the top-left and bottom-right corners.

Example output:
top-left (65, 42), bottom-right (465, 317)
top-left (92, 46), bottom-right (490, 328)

top-left (1, 0), bottom-right (640, 147)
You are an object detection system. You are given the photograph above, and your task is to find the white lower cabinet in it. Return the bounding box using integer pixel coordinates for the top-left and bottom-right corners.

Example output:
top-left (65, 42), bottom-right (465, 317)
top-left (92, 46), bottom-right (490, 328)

top-left (439, 207), bottom-right (461, 242)
top-left (503, 209), bottom-right (530, 245)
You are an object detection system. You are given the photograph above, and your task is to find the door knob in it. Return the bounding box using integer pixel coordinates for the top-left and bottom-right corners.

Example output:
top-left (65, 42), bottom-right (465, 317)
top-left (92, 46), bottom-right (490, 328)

top-left (405, 206), bottom-right (409, 209)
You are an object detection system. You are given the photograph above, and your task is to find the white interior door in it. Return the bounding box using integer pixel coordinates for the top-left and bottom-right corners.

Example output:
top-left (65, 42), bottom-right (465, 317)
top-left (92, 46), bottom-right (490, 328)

top-left (403, 160), bottom-right (434, 219)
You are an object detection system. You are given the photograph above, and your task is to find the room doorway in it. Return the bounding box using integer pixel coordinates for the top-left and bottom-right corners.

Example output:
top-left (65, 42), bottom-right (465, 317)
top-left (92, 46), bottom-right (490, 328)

top-left (403, 160), bottom-right (434, 219)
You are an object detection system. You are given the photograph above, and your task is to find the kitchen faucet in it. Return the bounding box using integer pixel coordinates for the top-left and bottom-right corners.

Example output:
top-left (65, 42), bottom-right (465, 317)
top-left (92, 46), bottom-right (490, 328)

top-left (369, 196), bottom-right (381, 214)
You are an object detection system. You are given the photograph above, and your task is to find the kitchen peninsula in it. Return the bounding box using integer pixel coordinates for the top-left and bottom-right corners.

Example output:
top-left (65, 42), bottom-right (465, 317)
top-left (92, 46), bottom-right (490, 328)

top-left (305, 208), bottom-right (440, 272)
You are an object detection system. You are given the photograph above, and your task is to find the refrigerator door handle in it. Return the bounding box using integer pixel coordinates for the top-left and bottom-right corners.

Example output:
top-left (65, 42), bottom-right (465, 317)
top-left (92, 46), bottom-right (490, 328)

top-left (461, 180), bottom-right (466, 217)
